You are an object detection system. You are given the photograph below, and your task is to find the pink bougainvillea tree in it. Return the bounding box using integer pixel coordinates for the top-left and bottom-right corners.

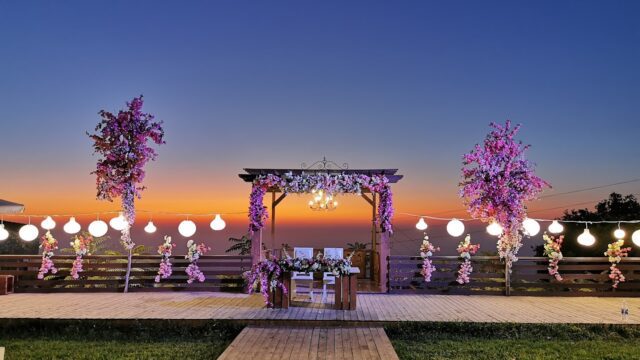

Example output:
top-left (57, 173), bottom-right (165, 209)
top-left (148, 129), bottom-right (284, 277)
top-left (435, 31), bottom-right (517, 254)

top-left (460, 121), bottom-right (549, 268)
top-left (88, 95), bottom-right (165, 291)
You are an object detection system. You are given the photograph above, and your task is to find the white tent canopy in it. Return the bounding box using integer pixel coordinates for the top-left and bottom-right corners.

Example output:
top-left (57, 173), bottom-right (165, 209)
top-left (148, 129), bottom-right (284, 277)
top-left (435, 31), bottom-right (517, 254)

top-left (0, 199), bottom-right (24, 214)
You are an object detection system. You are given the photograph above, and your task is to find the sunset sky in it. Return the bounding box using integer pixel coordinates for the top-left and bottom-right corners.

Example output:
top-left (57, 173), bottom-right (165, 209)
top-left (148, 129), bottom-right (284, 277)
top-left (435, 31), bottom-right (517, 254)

top-left (1, 1), bottom-right (639, 254)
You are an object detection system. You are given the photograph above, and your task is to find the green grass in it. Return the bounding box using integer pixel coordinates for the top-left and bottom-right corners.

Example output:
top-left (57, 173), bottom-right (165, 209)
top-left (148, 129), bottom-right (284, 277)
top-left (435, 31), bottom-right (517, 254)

top-left (0, 319), bottom-right (243, 360)
top-left (385, 322), bottom-right (640, 360)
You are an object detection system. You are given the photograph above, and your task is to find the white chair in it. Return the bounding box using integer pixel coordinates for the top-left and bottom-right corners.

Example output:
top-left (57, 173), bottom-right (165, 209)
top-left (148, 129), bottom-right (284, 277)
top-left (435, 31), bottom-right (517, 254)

top-left (321, 247), bottom-right (344, 303)
top-left (291, 247), bottom-right (314, 300)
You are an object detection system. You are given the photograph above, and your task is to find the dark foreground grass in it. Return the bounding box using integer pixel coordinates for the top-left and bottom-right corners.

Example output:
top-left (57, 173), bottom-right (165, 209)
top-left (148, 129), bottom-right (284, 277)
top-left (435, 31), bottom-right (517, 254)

top-left (385, 322), bottom-right (640, 360)
top-left (0, 319), bottom-right (243, 360)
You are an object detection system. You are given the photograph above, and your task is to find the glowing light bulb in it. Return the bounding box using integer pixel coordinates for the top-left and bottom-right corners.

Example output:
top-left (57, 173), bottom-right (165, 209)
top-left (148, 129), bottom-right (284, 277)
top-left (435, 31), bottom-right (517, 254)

top-left (41, 216), bottom-right (56, 230)
top-left (0, 224), bottom-right (8, 241)
top-left (88, 220), bottom-right (108, 237)
top-left (210, 214), bottom-right (226, 231)
top-left (577, 229), bottom-right (596, 246)
top-left (614, 229), bottom-right (626, 239)
top-left (109, 213), bottom-right (127, 231)
top-left (522, 218), bottom-right (540, 236)
top-left (19, 224), bottom-right (39, 241)
top-left (144, 221), bottom-right (157, 234)
top-left (415, 218), bottom-right (428, 231)
top-left (178, 220), bottom-right (196, 237)
top-left (548, 220), bottom-right (564, 234)
top-left (486, 222), bottom-right (503, 236)
top-left (447, 218), bottom-right (465, 237)
top-left (632, 230), bottom-right (640, 247)
top-left (63, 217), bottom-right (81, 234)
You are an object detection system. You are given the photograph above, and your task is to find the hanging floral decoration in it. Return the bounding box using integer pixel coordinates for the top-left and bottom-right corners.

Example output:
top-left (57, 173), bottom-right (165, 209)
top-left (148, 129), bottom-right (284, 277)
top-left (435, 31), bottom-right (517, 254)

top-left (37, 231), bottom-right (59, 279)
top-left (185, 240), bottom-right (210, 284)
top-left (605, 239), bottom-right (631, 289)
top-left (247, 252), bottom-right (353, 307)
top-left (70, 234), bottom-right (92, 280)
top-left (155, 236), bottom-right (176, 283)
top-left (419, 235), bottom-right (439, 282)
top-left (456, 234), bottom-right (480, 284)
top-left (88, 95), bottom-right (165, 250)
top-left (460, 120), bottom-right (550, 268)
top-left (543, 233), bottom-right (564, 281)
top-left (248, 172), bottom-right (393, 234)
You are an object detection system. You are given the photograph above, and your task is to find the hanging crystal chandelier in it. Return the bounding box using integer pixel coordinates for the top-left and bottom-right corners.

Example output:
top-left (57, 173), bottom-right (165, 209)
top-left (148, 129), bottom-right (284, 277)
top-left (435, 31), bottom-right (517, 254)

top-left (308, 189), bottom-right (338, 211)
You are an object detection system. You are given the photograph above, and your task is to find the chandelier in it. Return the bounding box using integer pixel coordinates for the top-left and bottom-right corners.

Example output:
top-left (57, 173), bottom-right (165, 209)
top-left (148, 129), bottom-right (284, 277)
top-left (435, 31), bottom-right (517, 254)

top-left (308, 189), bottom-right (338, 211)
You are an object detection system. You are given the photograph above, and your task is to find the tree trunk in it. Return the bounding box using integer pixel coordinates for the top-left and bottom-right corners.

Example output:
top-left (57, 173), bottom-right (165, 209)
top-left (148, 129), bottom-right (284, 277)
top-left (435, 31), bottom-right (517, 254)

top-left (124, 247), bottom-right (132, 293)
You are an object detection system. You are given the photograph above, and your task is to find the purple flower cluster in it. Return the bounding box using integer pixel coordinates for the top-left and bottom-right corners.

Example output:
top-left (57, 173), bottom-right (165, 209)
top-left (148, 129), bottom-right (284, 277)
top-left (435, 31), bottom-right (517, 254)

top-left (71, 256), bottom-right (84, 280)
top-left (248, 172), bottom-right (394, 234)
top-left (37, 231), bottom-right (59, 280)
top-left (419, 236), bottom-right (439, 282)
top-left (543, 233), bottom-right (564, 281)
top-left (155, 236), bottom-right (176, 283)
top-left (455, 235), bottom-right (479, 284)
top-left (456, 260), bottom-right (473, 284)
top-left (70, 234), bottom-right (92, 280)
top-left (605, 239), bottom-right (631, 289)
top-left (460, 121), bottom-right (550, 266)
top-left (185, 240), bottom-right (210, 284)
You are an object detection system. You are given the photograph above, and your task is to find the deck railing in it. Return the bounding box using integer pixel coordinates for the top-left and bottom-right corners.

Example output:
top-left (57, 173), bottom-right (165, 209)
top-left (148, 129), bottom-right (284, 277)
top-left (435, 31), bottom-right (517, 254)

top-left (0, 255), bottom-right (251, 293)
top-left (389, 255), bottom-right (640, 297)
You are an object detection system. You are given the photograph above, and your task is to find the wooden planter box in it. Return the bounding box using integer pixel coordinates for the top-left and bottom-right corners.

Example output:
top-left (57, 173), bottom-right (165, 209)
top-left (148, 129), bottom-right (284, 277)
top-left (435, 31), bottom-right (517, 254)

top-left (334, 274), bottom-right (357, 310)
top-left (0, 275), bottom-right (14, 295)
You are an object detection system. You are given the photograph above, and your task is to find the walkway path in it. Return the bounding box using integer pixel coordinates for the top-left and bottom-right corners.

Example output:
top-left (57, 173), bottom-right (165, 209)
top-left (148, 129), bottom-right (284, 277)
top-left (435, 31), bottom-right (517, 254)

top-left (217, 326), bottom-right (398, 360)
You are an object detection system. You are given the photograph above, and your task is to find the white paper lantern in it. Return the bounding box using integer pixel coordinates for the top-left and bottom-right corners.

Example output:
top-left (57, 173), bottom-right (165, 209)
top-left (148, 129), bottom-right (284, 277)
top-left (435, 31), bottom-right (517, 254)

top-left (63, 217), bottom-right (81, 234)
top-left (415, 217), bottom-right (428, 231)
top-left (144, 221), bottom-right (157, 234)
top-left (210, 214), bottom-right (226, 231)
top-left (41, 216), bottom-right (56, 230)
top-left (577, 229), bottom-right (596, 246)
top-left (486, 222), bottom-right (503, 237)
top-left (19, 224), bottom-right (39, 241)
top-left (446, 218), bottom-right (465, 237)
top-left (632, 230), bottom-right (640, 247)
top-left (522, 218), bottom-right (540, 237)
top-left (88, 220), bottom-right (108, 237)
top-left (614, 228), bottom-right (626, 239)
top-left (109, 213), bottom-right (127, 231)
top-left (0, 224), bottom-right (8, 241)
top-left (179, 220), bottom-right (196, 237)
top-left (548, 220), bottom-right (564, 234)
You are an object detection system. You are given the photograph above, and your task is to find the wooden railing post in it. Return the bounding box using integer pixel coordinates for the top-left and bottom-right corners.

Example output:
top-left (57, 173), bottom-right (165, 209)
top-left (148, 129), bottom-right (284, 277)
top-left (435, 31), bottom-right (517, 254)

top-left (504, 261), bottom-right (511, 296)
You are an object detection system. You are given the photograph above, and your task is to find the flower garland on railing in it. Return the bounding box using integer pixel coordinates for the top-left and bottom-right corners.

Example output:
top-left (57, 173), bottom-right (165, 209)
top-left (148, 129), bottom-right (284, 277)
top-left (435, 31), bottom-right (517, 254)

top-left (248, 172), bottom-right (393, 234)
top-left (70, 234), bottom-right (92, 280)
top-left (456, 234), bottom-right (480, 284)
top-left (419, 235), bottom-right (439, 282)
top-left (185, 240), bottom-right (210, 284)
top-left (605, 239), bottom-right (631, 289)
top-left (543, 233), bottom-right (564, 281)
top-left (37, 231), bottom-right (59, 279)
top-left (155, 236), bottom-right (176, 283)
top-left (460, 120), bottom-right (550, 269)
top-left (247, 253), bottom-right (353, 306)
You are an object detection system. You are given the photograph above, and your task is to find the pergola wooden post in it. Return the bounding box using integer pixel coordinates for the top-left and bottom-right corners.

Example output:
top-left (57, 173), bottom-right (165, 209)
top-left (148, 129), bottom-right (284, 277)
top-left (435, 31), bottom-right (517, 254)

top-left (240, 167), bottom-right (402, 293)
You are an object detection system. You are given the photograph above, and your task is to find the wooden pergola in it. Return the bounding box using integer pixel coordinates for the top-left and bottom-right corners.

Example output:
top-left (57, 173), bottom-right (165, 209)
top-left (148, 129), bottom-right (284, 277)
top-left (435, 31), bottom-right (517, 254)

top-left (239, 165), bottom-right (403, 292)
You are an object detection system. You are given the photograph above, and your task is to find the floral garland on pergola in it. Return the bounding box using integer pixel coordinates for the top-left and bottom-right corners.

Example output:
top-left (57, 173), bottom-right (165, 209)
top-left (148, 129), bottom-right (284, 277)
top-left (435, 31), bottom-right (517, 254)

top-left (248, 172), bottom-right (394, 233)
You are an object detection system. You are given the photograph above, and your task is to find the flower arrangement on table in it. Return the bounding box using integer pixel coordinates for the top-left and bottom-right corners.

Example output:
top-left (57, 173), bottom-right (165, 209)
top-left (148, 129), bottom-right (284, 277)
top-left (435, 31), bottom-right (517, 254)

top-left (155, 236), bottom-right (176, 283)
top-left (456, 234), bottom-right (480, 284)
top-left (185, 240), bottom-right (210, 284)
top-left (248, 172), bottom-right (393, 234)
top-left (247, 252), bottom-right (354, 307)
top-left (605, 239), bottom-right (631, 289)
top-left (419, 235), bottom-right (439, 282)
top-left (543, 233), bottom-right (564, 281)
top-left (37, 231), bottom-right (59, 279)
top-left (70, 234), bottom-right (92, 280)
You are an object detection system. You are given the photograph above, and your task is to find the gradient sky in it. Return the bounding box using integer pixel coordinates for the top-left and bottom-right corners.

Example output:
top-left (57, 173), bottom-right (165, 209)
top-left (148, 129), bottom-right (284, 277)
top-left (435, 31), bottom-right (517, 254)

top-left (1, 1), bottom-right (639, 255)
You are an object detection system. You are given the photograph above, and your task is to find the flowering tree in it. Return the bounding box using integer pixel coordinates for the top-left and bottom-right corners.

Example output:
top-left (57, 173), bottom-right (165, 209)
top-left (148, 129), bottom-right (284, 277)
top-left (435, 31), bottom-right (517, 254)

top-left (460, 120), bottom-right (549, 268)
top-left (88, 95), bottom-right (165, 292)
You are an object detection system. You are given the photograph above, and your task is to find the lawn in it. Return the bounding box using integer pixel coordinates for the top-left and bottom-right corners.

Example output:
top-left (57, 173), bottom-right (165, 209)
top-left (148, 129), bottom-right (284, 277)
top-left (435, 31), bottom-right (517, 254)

top-left (0, 319), bottom-right (242, 360)
top-left (386, 322), bottom-right (640, 360)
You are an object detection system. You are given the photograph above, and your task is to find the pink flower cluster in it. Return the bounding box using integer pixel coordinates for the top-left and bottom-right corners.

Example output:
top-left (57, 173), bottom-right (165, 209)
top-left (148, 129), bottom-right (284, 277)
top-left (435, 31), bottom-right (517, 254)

top-left (248, 173), bottom-right (393, 234)
top-left (185, 240), bottom-right (210, 284)
top-left (460, 121), bottom-right (550, 267)
top-left (37, 231), bottom-right (59, 279)
top-left (419, 236), bottom-right (439, 282)
top-left (605, 239), bottom-right (631, 289)
top-left (543, 233), bottom-right (564, 281)
top-left (457, 260), bottom-right (473, 284)
top-left (456, 235), bottom-right (479, 284)
top-left (69, 234), bottom-right (92, 280)
top-left (155, 236), bottom-right (176, 283)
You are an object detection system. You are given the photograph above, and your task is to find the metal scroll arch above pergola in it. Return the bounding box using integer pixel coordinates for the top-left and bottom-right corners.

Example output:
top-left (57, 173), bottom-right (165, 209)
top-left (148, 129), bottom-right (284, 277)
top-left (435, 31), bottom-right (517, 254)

top-left (238, 157), bottom-right (403, 292)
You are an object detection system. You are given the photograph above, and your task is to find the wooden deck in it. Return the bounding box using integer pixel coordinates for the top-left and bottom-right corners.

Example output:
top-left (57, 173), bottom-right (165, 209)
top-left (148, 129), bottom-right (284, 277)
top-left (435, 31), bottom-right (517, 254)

top-left (218, 326), bottom-right (398, 360)
top-left (0, 292), bottom-right (638, 324)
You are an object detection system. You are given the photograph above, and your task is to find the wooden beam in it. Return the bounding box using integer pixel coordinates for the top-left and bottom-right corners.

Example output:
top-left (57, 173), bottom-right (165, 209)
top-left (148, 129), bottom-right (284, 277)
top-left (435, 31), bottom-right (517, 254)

top-left (360, 193), bottom-right (374, 206)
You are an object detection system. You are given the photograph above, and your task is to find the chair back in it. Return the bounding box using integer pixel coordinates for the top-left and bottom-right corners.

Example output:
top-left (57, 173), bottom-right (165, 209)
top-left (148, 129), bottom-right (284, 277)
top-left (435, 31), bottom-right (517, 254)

top-left (293, 247), bottom-right (314, 259)
top-left (323, 247), bottom-right (344, 260)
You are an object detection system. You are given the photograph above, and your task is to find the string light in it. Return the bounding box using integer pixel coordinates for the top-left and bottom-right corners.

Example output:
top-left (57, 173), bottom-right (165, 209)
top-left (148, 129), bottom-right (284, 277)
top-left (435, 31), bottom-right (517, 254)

top-left (415, 217), bottom-right (428, 231)
top-left (632, 230), bottom-right (640, 247)
top-left (486, 222), bottom-right (503, 237)
top-left (41, 216), bottom-right (56, 230)
top-left (613, 223), bottom-right (625, 239)
top-left (109, 213), bottom-right (127, 231)
top-left (548, 220), bottom-right (564, 234)
top-left (522, 218), bottom-right (540, 236)
top-left (210, 214), bottom-right (226, 231)
top-left (178, 219), bottom-right (196, 237)
top-left (19, 217), bottom-right (39, 241)
top-left (64, 217), bottom-right (81, 234)
top-left (577, 224), bottom-right (596, 246)
top-left (144, 221), bottom-right (157, 234)
top-left (0, 224), bottom-right (8, 241)
top-left (88, 218), bottom-right (108, 237)
top-left (446, 218), bottom-right (465, 237)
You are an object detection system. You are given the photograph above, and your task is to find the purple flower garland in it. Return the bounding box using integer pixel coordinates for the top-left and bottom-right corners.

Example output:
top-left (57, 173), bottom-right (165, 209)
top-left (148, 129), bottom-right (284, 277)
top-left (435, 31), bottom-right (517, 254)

top-left (155, 236), bottom-right (176, 283)
top-left (543, 233), bottom-right (564, 281)
top-left (455, 235), bottom-right (480, 284)
top-left (37, 231), bottom-right (59, 279)
top-left (248, 172), bottom-right (393, 234)
top-left (460, 121), bottom-right (549, 267)
top-left (419, 235), bottom-right (439, 282)
top-left (605, 239), bottom-right (631, 289)
top-left (185, 240), bottom-right (210, 284)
